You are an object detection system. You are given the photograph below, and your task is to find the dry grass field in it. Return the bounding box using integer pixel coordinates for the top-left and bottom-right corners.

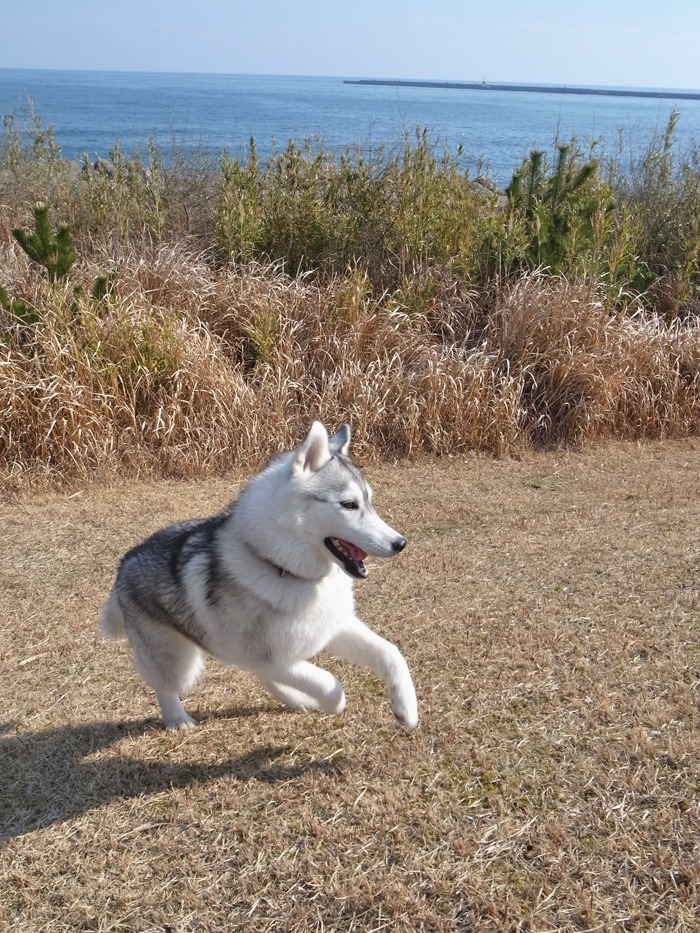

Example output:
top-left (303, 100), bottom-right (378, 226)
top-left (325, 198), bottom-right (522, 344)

top-left (1, 441), bottom-right (699, 931)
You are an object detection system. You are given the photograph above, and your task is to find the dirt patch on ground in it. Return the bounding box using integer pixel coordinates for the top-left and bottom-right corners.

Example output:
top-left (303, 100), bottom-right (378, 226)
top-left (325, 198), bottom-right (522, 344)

top-left (1, 442), bottom-right (699, 930)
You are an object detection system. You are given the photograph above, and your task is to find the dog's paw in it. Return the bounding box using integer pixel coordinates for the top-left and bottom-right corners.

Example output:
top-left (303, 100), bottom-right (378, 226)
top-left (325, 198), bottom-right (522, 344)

top-left (320, 683), bottom-right (346, 716)
top-left (392, 701), bottom-right (419, 730)
top-left (394, 712), bottom-right (419, 730)
top-left (330, 691), bottom-right (347, 716)
top-left (165, 715), bottom-right (197, 731)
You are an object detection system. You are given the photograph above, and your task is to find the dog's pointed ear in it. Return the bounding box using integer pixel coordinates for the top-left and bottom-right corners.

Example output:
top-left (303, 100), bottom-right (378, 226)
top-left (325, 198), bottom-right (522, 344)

top-left (328, 424), bottom-right (351, 456)
top-left (291, 422), bottom-right (332, 475)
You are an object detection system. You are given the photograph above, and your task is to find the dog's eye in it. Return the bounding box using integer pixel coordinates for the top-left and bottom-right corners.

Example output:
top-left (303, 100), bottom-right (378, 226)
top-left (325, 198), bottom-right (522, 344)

top-left (340, 501), bottom-right (359, 510)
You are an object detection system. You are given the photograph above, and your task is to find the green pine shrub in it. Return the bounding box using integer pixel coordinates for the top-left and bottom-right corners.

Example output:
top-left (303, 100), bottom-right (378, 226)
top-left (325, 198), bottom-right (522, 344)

top-left (12, 203), bottom-right (77, 282)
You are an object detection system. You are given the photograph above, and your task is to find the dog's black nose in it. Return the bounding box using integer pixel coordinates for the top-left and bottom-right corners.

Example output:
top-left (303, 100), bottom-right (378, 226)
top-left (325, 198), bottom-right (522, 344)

top-left (393, 537), bottom-right (407, 553)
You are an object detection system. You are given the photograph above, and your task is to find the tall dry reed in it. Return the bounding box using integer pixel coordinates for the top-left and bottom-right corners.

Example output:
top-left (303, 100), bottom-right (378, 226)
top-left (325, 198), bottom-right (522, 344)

top-left (1, 239), bottom-right (698, 491)
top-left (485, 276), bottom-right (700, 445)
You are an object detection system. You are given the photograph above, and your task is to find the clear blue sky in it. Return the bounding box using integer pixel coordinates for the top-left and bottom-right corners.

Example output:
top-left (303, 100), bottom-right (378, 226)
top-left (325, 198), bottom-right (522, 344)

top-left (3, 0), bottom-right (699, 90)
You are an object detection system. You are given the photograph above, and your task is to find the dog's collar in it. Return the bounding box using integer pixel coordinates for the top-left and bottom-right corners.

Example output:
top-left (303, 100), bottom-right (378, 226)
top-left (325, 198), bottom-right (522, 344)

top-left (245, 542), bottom-right (326, 583)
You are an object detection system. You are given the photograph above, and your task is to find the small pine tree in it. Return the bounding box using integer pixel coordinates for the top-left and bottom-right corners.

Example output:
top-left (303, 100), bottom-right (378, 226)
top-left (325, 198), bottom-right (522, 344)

top-left (12, 204), bottom-right (77, 282)
top-left (505, 145), bottom-right (612, 272)
top-left (90, 275), bottom-right (112, 303)
top-left (0, 283), bottom-right (39, 328)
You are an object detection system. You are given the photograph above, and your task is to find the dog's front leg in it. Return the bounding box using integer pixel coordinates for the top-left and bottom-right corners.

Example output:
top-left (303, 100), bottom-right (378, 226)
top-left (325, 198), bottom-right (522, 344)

top-left (256, 678), bottom-right (323, 712)
top-left (328, 621), bottom-right (418, 729)
top-left (256, 660), bottom-right (346, 716)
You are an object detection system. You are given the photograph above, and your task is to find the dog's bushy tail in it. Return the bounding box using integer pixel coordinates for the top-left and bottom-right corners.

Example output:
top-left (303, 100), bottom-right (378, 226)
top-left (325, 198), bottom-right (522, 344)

top-left (100, 590), bottom-right (126, 640)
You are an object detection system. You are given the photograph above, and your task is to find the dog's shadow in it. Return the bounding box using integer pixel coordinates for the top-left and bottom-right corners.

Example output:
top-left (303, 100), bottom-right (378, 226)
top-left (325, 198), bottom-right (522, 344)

top-left (0, 708), bottom-right (343, 843)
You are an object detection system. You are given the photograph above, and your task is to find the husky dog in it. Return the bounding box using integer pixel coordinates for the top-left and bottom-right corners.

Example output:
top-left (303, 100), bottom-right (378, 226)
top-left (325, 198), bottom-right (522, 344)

top-left (101, 422), bottom-right (418, 731)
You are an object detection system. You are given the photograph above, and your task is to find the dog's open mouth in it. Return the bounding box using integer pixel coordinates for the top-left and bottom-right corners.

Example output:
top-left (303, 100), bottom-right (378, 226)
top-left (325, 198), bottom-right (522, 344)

top-left (324, 536), bottom-right (369, 579)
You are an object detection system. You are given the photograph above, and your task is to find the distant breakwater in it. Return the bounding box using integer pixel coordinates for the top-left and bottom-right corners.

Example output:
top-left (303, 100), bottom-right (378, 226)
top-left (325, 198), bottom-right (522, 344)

top-left (344, 79), bottom-right (700, 102)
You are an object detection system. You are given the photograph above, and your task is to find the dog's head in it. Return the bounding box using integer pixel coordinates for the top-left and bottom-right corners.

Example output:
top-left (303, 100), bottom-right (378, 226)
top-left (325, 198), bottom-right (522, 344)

top-left (290, 422), bottom-right (407, 579)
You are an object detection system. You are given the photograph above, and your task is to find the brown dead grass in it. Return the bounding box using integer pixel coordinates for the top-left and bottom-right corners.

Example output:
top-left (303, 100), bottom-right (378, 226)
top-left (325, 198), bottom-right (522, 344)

top-left (2, 244), bottom-right (699, 493)
top-left (1, 443), bottom-right (699, 931)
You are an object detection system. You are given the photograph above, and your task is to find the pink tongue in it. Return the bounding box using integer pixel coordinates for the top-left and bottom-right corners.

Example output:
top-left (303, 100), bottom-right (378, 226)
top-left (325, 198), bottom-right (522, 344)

top-left (341, 539), bottom-right (367, 562)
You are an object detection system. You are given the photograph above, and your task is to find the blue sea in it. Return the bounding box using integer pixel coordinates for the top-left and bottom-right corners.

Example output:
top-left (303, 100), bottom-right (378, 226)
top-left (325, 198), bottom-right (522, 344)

top-left (1, 69), bottom-right (700, 185)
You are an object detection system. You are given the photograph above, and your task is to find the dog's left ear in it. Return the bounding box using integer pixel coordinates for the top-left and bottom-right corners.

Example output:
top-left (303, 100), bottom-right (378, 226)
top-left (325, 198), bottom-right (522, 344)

top-left (328, 424), bottom-right (351, 456)
top-left (291, 421), bottom-right (332, 475)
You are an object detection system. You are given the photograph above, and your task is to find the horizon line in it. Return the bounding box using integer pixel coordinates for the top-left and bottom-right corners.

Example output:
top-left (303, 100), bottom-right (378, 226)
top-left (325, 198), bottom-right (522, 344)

top-left (0, 66), bottom-right (698, 96)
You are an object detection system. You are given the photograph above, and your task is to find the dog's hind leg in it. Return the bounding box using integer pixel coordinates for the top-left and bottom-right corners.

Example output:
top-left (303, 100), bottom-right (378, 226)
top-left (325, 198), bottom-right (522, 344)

top-left (328, 620), bottom-right (418, 729)
top-left (256, 661), bottom-right (346, 716)
top-left (126, 618), bottom-right (205, 730)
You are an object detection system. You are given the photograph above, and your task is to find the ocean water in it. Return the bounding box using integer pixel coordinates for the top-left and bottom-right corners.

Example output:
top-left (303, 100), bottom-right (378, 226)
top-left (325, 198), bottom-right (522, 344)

top-left (1, 69), bottom-right (700, 185)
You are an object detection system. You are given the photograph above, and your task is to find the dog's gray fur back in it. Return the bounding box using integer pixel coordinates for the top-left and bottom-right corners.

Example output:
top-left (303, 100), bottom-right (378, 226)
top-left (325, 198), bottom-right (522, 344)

top-left (115, 514), bottom-right (234, 649)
